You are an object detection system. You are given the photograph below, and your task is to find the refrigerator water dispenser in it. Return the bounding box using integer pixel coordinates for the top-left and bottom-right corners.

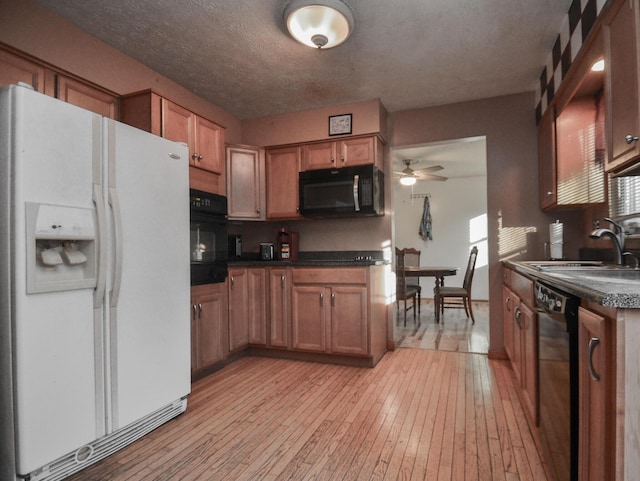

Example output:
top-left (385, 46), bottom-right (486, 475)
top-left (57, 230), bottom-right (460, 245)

top-left (25, 202), bottom-right (97, 293)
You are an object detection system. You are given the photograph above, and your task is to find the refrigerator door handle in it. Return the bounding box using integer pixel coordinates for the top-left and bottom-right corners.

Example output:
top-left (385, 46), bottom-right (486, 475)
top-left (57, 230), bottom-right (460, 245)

top-left (109, 186), bottom-right (123, 308)
top-left (94, 183), bottom-right (107, 308)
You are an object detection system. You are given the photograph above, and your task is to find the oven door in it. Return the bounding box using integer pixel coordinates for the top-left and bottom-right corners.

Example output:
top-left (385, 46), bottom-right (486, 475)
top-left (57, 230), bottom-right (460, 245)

top-left (190, 212), bottom-right (228, 285)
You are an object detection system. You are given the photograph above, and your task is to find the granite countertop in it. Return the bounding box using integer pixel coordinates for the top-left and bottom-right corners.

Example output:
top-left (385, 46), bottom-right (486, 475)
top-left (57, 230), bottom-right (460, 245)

top-left (229, 250), bottom-right (389, 267)
top-left (505, 260), bottom-right (640, 309)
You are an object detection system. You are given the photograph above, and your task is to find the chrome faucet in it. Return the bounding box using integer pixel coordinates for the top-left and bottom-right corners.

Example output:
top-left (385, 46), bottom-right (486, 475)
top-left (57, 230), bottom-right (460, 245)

top-left (590, 217), bottom-right (625, 265)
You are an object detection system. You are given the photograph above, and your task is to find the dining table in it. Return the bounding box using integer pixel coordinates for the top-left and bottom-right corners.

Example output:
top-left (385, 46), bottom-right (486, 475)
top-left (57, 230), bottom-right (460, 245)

top-left (403, 266), bottom-right (458, 318)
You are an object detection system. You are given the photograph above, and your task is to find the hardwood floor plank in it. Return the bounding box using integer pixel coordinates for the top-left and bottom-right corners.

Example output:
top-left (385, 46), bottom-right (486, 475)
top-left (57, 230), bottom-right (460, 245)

top-left (65, 347), bottom-right (549, 481)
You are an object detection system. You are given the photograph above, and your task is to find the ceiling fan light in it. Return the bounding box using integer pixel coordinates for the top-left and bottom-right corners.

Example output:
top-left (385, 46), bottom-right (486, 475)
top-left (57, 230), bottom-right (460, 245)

top-left (284, 0), bottom-right (354, 49)
top-left (400, 176), bottom-right (417, 186)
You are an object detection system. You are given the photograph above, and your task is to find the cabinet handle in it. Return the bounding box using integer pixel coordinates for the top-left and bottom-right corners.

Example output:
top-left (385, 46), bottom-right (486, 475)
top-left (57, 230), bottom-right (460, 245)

top-left (331, 291), bottom-right (336, 306)
top-left (514, 307), bottom-right (522, 329)
top-left (197, 303), bottom-right (203, 319)
top-left (340, 156), bottom-right (345, 162)
top-left (230, 276), bottom-right (234, 287)
top-left (191, 153), bottom-right (198, 160)
top-left (192, 304), bottom-right (197, 320)
top-left (281, 275), bottom-right (285, 288)
top-left (588, 337), bottom-right (601, 382)
top-left (625, 134), bottom-right (639, 144)
top-left (547, 191), bottom-right (553, 196)
top-left (505, 296), bottom-right (512, 311)
top-left (256, 208), bottom-right (261, 213)
top-left (320, 292), bottom-right (324, 306)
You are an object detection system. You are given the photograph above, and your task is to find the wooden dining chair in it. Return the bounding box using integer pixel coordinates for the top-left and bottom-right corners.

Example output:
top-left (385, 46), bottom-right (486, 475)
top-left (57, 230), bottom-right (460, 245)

top-left (395, 249), bottom-right (418, 326)
top-left (399, 247), bottom-right (422, 315)
top-left (434, 246), bottom-right (478, 323)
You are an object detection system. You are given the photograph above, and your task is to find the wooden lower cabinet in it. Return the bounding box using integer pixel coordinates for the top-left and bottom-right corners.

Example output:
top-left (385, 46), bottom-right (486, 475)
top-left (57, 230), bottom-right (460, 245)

top-left (229, 268), bottom-right (267, 351)
top-left (291, 268), bottom-right (369, 356)
top-left (191, 283), bottom-right (227, 375)
top-left (268, 268), bottom-right (290, 348)
top-left (578, 306), bottom-right (613, 481)
top-left (502, 267), bottom-right (537, 424)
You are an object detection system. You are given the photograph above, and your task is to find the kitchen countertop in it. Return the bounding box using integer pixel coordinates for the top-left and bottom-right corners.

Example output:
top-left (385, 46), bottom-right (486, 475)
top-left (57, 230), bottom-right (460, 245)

top-left (229, 250), bottom-right (389, 268)
top-left (505, 260), bottom-right (640, 309)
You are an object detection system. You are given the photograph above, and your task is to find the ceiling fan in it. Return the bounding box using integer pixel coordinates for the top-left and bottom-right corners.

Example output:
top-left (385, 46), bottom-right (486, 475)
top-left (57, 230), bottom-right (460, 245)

top-left (394, 159), bottom-right (448, 185)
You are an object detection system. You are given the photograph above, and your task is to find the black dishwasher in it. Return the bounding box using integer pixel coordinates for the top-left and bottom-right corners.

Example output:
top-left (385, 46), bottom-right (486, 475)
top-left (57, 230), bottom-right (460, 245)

top-left (535, 281), bottom-right (580, 481)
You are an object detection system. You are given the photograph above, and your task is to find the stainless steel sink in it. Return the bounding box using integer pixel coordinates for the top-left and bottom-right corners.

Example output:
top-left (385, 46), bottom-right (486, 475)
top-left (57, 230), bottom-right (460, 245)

top-left (522, 260), bottom-right (605, 270)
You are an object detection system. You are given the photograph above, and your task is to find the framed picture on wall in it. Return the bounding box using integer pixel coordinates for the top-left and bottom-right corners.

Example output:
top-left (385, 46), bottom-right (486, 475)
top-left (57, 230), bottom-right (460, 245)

top-left (329, 114), bottom-right (352, 136)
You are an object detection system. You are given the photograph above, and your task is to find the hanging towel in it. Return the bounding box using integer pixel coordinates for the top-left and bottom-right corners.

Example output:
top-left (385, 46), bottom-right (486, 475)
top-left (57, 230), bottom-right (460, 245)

top-left (419, 196), bottom-right (433, 241)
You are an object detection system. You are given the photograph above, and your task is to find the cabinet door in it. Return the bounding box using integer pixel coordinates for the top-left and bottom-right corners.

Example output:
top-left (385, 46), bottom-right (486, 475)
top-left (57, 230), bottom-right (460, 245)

top-left (194, 285), bottom-right (227, 370)
top-left (605, 0), bottom-right (640, 171)
top-left (269, 268), bottom-right (290, 348)
top-left (228, 268), bottom-right (250, 351)
top-left (57, 76), bottom-right (118, 119)
top-left (0, 48), bottom-right (48, 93)
top-left (266, 146), bottom-right (301, 219)
top-left (338, 136), bottom-right (376, 168)
top-left (331, 286), bottom-right (368, 355)
top-left (302, 141), bottom-right (336, 170)
top-left (291, 285), bottom-right (327, 352)
top-left (226, 145), bottom-right (264, 220)
top-left (511, 293), bottom-right (523, 386)
top-left (578, 307), bottom-right (612, 481)
top-left (538, 107), bottom-right (557, 209)
top-left (248, 268), bottom-right (267, 346)
top-left (162, 99), bottom-right (194, 150)
top-left (503, 285), bottom-right (515, 361)
top-left (520, 301), bottom-right (538, 424)
top-left (194, 115), bottom-right (223, 174)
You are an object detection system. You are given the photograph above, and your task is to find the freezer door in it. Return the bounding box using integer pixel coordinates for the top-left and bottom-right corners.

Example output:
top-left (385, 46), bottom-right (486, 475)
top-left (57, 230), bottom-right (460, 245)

top-left (103, 119), bottom-right (190, 431)
top-left (3, 85), bottom-right (105, 475)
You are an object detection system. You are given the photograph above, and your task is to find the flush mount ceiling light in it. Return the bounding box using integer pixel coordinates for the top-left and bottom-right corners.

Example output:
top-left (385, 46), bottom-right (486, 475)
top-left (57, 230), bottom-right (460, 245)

top-left (284, 0), bottom-right (355, 49)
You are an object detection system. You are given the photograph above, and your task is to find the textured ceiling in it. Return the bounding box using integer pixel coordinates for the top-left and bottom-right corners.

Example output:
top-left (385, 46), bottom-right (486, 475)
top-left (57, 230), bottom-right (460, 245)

top-left (34, 0), bottom-right (572, 120)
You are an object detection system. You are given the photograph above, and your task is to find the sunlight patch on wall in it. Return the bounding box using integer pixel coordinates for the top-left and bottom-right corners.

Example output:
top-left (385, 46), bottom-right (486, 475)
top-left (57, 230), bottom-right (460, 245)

top-left (469, 214), bottom-right (488, 269)
top-left (497, 210), bottom-right (537, 260)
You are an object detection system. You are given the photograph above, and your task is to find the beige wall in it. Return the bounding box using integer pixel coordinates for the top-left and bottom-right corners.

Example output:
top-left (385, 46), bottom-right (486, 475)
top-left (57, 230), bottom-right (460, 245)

top-left (0, 0), bottom-right (243, 143)
top-left (242, 98), bottom-right (387, 146)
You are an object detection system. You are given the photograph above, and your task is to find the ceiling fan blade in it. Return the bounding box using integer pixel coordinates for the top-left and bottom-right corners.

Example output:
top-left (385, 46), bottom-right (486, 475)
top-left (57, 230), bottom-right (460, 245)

top-left (420, 174), bottom-right (448, 181)
top-left (415, 165), bottom-right (444, 174)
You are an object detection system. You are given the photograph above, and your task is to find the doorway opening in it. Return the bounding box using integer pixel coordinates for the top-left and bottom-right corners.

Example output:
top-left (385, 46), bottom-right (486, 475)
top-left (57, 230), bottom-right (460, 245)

top-left (391, 136), bottom-right (489, 353)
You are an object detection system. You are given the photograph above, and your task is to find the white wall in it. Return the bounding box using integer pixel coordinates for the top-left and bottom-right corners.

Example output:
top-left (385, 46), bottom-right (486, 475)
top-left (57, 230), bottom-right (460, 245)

top-left (393, 175), bottom-right (489, 300)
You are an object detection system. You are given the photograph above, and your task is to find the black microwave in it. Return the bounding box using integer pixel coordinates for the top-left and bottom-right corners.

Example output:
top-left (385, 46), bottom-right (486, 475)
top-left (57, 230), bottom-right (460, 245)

top-left (299, 165), bottom-right (384, 218)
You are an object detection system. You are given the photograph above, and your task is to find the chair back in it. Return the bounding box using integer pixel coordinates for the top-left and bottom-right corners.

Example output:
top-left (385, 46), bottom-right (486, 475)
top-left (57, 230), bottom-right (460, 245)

top-left (402, 247), bottom-right (421, 267)
top-left (462, 246), bottom-right (479, 291)
top-left (395, 248), bottom-right (408, 292)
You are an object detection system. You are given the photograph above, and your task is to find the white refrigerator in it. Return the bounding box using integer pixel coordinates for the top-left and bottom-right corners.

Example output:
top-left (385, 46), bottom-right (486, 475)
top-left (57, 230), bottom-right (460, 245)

top-left (0, 84), bottom-right (191, 481)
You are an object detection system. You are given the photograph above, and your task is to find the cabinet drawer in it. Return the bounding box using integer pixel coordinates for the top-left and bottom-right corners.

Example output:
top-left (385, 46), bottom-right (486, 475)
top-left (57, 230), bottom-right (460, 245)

top-left (292, 267), bottom-right (367, 285)
top-left (510, 270), bottom-right (534, 307)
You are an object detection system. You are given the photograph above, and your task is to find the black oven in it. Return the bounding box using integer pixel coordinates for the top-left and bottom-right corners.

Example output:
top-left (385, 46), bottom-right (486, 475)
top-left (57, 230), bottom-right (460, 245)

top-left (190, 189), bottom-right (228, 285)
top-left (535, 281), bottom-right (580, 481)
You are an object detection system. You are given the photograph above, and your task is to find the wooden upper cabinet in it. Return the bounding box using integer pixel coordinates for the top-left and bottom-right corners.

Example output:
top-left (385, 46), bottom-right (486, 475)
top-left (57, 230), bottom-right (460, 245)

top-left (604, 0), bottom-right (640, 172)
top-left (161, 98), bottom-right (223, 174)
top-left (301, 135), bottom-right (382, 171)
top-left (0, 48), bottom-right (49, 93)
top-left (265, 145), bottom-right (301, 219)
top-left (57, 76), bottom-right (119, 119)
top-left (538, 107), bottom-right (557, 210)
top-left (226, 145), bottom-right (265, 220)
top-left (302, 141), bottom-right (337, 170)
top-left (121, 90), bottom-right (225, 194)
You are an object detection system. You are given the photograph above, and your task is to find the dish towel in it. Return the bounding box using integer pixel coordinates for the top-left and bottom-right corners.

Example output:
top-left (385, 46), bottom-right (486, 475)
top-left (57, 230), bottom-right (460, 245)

top-left (419, 196), bottom-right (433, 240)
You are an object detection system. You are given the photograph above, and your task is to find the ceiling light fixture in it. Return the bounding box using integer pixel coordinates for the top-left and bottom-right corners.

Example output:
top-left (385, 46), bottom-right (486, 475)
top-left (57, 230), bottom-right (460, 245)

top-left (591, 59), bottom-right (605, 72)
top-left (284, 0), bottom-right (355, 49)
top-left (400, 176), bottom-right (417, 186)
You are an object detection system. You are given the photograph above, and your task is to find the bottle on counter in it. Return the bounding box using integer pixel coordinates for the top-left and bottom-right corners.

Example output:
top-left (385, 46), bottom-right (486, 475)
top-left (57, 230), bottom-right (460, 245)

top-left (277, 227), bottom-right (290, 260)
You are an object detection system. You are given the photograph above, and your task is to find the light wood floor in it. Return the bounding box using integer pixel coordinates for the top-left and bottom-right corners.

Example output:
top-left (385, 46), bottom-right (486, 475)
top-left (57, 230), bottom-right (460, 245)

top-left (67, 348), bottom-right (548, 481)
top-left (396, 300), bottom-right (490, 354)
